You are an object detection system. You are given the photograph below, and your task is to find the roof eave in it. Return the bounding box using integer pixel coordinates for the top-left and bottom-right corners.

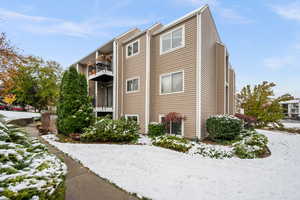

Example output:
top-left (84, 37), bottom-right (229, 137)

top-left (152, 4), bottom-right (208, 36)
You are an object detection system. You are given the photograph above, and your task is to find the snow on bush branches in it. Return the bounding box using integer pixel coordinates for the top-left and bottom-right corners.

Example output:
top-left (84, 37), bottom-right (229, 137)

top-left (233, 133), bottom-right (269, 159)
top-left (0, 120), bottom-right (67, 200)
top-left (206, 115), bottom-right (243, 141)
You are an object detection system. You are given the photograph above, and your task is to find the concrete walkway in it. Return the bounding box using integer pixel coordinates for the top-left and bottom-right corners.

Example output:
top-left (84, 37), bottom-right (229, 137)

top-left (24, 124), bottom-right (138, 200)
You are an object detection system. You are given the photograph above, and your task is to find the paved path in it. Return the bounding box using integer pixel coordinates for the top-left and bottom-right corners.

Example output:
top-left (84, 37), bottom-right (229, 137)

top-left (23, 124), bottom-right (139, 200)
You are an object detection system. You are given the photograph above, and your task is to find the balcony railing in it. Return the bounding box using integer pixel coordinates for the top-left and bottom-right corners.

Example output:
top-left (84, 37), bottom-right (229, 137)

top-left (89, 61), bottom-right (112, 79)
top-left (94, 106), bottom-right (113, 112)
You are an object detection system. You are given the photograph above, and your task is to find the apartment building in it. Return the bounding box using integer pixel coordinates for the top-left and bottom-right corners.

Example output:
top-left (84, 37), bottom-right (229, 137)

top-left (281, 99), bottom-right (300, 120)
top-left (73, 5), bottom-right (236, 139)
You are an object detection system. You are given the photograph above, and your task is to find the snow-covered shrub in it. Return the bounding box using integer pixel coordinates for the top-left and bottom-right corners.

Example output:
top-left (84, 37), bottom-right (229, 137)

top-left (233, 133), bottom-right (269, 159)
top-left (0, 120), bottom-right (67, 199)
top-left (152, 135), bottom-right (192, 153)
top-left (192, 144), bottom-right (233, 159)
top-left (148, 122), bottom-right (165, 138)
top-left (206, 115), bottom-right (243, 141)
top-left (80, 116), bottom-right (139, 143)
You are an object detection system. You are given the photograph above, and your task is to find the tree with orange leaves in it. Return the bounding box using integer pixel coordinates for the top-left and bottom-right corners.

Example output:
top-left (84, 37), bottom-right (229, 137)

top-left (0, 32), bottom-right (23, 96)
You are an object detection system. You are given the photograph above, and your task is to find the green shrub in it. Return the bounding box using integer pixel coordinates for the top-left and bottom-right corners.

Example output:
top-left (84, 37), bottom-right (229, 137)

top-left (152, 135), bottom-right (192, 153)
top-left (206, 115), bottom-right (243, 141)
top-left (233, 133), bottom-right (269, 159)
top-left (148, 122), bottom-right (165, 137)
top-left (57, 67), bottom-right (95, 135)
top-left (194, 145), bottom-right (233, 159)
top-left (80, 116), bottom-right (140, 143)
top-left (0, 118), bottom-right (66, 200)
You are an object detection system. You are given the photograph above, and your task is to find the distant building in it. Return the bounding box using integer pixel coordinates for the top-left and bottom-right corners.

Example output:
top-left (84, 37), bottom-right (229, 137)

top-left (280, 99), bottom-right (300, 120)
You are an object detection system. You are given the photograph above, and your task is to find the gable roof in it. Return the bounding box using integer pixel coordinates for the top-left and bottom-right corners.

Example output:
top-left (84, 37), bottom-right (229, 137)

top-left (152, 5), bottom-right (208, 35)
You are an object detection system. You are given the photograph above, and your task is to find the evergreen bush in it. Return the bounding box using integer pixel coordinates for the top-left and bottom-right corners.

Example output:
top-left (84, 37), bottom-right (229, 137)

top-left (80, 116), bottom-right (140, 143)
top-left (57, 66), bottom-right (94, 135)
top-left (148, 122), bottom-right (165, 138)
top-left (206, 115), bottom-right (243, 141)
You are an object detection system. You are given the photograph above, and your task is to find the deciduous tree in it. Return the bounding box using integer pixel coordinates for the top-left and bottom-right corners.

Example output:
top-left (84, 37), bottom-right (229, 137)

top-left (237, 81), bottom-right (293, 127)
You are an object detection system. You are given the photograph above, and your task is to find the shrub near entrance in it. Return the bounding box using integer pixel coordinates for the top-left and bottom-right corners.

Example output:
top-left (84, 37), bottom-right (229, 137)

top-left (206, 115), bottom-right (243, 141)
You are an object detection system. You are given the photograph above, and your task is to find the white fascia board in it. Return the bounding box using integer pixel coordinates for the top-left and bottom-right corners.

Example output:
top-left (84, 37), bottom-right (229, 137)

top-left (112, 41), bottom-right (118, 119)
top-left (153, 5), bottom-right (208, 35)
top-left (196, 13), bottom-right (202, 139)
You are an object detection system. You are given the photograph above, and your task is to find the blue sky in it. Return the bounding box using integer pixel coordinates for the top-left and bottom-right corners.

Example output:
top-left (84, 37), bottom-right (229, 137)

top-left (0, 0), bottom-right (299, 97)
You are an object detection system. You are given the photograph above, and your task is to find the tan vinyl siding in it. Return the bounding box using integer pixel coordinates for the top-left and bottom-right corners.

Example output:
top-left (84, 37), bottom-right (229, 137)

top-left (229, 68), bottom-right (236, 114)
top-left (228, 68), bottom-right (233, 114)
top-left (216, 42), bottom-right (226, 115)
top-left (200, 8), bottom-right (222, 137)
top-left (122, 35), bottom-right (146, 133)
top-left (116, 29), bottom-right (141, 119)
top-left (150, 17), bottom-right (197, 139)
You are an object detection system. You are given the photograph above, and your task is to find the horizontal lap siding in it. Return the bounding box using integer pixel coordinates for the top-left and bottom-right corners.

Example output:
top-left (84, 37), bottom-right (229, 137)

top-left (201, 9), bottom-right (222, 137)
top-left (123, 35), bottom-right (146, 133)
top-left (229, 69), bottom-right (235, 115)
top-left (116, 29), bottom-right (141, 119)
top-left (216, 43), bottom-right (225, 115)
top-left (150, 17), bottom-right (197, 139)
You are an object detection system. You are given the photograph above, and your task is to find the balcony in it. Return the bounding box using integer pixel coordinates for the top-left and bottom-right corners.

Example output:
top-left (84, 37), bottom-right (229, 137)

top-left (88, 61), bottom-right (113, 81)
top-left (94, 106), bottom-right (113, 112)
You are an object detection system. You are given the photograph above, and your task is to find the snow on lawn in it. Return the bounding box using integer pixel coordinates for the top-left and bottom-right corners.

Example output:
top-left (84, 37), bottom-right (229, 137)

top-left (43, 130), bottom-right (300, 200)
top-left (0, 110), bottom-right (40, 121)
top-left (282, 122), bottom-right (300, 129)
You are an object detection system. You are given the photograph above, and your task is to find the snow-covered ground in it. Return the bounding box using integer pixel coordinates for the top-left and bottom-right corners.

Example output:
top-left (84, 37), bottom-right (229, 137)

top-left (43, 130), bottom-right (300, 200)
top-left (282, 122), bottom-right (300, 129)
top-left (0, 110), bottom-right (40, 121)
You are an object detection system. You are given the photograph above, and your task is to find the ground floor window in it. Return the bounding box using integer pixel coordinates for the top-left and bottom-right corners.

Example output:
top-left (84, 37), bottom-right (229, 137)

top-left (125, 114), bottom-right (139, 123)
top-left (159, 115), bottom-right (183, 136)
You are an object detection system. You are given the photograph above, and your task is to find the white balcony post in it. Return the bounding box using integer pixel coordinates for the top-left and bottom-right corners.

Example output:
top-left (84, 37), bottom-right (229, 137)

top-left (113, 41), bottom-right (118, 120)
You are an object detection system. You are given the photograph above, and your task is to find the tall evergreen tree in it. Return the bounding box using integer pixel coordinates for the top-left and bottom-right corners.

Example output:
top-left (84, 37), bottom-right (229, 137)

top-left (57, 66), bottom-right (94, 135)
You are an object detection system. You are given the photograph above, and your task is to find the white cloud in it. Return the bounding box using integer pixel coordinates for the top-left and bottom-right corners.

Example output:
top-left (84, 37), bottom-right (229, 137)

top-left (263, 56), bottom-right (295, 70)
top-left (0, 8), bottom-right (55, 22)
top-left (176, 0), bottom-right (252, 24)
top-left (217, 8), bottom-right (253, 24)
top-left (178, 0), bottom-right (219, 7)
top-left (0, 8), bottom-right (151, 38)
top-left (272, 2), bottom-right (300, 22)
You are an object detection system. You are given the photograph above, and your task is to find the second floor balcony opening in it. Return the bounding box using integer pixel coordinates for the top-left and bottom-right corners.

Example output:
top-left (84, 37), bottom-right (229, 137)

top-left (89, 54), bottom-right (113, 77)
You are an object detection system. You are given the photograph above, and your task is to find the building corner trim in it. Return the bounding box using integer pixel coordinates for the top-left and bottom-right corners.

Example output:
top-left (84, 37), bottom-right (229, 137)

top-left (113, 41), bottom-right (118, 119)
top-left (196, 13), bottom-right (202, 139)
top-left (145, 31), bottom-right (151, 133)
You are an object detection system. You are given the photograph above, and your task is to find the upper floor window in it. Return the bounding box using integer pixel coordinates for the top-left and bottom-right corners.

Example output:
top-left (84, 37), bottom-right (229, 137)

top-left (126, 77), bottom-right (139, 93)
top-left (160, 26), bottom-right (185, 55)
top-left (160, 71), bottom-right (183, 95)
top-left (127, 40), bottom-right (139, 57)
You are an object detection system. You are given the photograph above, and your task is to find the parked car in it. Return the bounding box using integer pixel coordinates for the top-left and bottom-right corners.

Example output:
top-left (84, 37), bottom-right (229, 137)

top-left (11, 106), bottom-right (25, 111)
top-left (0, 103), bottom-right (8, 110)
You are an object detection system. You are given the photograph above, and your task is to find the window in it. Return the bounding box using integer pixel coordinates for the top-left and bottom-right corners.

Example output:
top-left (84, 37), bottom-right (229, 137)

top-left (159, 115), bottom-right (183, 136)
top-left (160, 71), bottom-right (183, 95)
top-left (160, 26), bottom-right (184, 54)
top-left (126, 77), bottom-right (139, 93)
top-left (127, 40), bottom-right (139, 57)
top-left (125, 114), bottom-right (139, 123)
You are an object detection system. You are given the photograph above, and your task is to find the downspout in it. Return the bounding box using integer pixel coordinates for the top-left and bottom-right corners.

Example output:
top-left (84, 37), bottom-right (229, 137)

top-left (196, 13), bottom-right (202, 139)
top-left (145, 31), bottom-right (151, 134)
top-left (113, 41), bottom-right (118, 119)
top-left (121, 45), bottom-right (124, 116)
